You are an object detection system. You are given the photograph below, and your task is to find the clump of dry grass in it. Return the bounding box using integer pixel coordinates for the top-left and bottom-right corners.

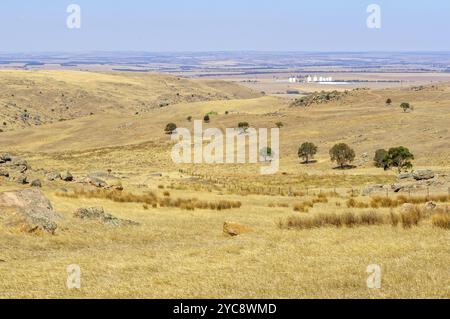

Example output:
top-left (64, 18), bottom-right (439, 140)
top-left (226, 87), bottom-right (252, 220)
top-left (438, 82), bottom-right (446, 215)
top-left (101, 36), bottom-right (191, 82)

top-left (432, 213), bottom-right (450, 229)
top-left (57, 189), bottom-right (241, 211)
top-left (279, 211), bottom-right (385, 230)
top-left (370, 194), bottom-right (450, 208)
top-left (293, 201), bottom-right (314, 213)
top-left (268, 202), bottom-right (289, 208)
top-left (346, 198), bottom-right (369, 208)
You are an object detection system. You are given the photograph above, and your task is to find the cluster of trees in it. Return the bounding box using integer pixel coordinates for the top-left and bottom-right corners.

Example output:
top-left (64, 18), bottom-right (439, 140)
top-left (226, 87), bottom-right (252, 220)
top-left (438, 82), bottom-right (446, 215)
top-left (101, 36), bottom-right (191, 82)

top-left (297, 142), bottom-right (355, 168)
top-left (373, 146), bottom-right (414, 172)
top-left (298, 142), bottom-right (414, 171)
top-left (165, 121), bottom-right (414, 172)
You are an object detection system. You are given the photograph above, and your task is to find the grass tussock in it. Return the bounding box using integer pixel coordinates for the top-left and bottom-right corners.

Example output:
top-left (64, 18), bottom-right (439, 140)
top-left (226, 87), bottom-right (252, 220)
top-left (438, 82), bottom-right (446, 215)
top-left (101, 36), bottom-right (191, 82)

top-left (293, 201), bottom-right (314, 213)
top-left (432, 213), bottom-right (450, 229)
top-left (57, 189), bottom-right (241, 211)
top-left (279, 211), bottom-right (385, 230)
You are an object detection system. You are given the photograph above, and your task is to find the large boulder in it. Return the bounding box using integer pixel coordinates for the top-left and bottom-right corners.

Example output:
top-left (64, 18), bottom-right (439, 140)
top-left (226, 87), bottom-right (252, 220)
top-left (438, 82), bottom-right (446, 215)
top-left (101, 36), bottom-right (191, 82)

top-left (0, 189), bottom-right (61, 233)
top-left (413, 169), bottom-right (435, 181)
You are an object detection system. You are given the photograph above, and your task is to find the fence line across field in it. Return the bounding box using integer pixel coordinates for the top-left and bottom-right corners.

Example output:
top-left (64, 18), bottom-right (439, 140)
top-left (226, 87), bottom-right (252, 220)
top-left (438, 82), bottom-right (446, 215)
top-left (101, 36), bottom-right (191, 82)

top-left (176, 169), bottom-right (448, 199)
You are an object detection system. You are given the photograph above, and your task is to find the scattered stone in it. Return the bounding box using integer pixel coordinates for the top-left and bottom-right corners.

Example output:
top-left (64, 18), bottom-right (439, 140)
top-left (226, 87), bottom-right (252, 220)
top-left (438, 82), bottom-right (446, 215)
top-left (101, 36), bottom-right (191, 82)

top-left (15, 175), bottom-right (28, 184)
top-left (0, 153), bottom-right (13, 162)
top-left (31, 179), bottom-right (42, 187)
top-left (413, 169), bottom-right (435, 181)
top-left (223, 222), bottom-right (253, 237)
top-left (0, 169), bottom-right (9, 177)
top-left (74, 207), bottom-right (139, 226)
top-left (61, 171), bottom-right (73, 181)
top-left (46, 171), bottom-right (61, 181)
top-left (11, 157), bottom-right (28, 168)
top-left (0, 189), bottom-right (61, 233)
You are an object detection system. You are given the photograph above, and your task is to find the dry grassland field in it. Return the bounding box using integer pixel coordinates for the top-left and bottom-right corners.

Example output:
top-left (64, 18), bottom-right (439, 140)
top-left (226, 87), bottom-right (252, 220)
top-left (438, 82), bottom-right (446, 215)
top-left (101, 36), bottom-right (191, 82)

top-left (0, 69), bottom-right (449, 299)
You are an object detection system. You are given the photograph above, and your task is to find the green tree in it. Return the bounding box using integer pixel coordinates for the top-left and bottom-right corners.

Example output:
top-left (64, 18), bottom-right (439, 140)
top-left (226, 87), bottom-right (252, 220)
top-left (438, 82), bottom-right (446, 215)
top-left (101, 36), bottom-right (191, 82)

top-left (386, 98), bottom-right (392, 106)
top-left (400, 102), bottom-right (411, 112)
top-left (373, 149), bottom-right (388, 169)
top-left (238, 122), bottom-right (249, 133)
top-left (187, 116), bottom-right (192, 122)
top-left (298, 142), bottom-right (318, 164)
top-left (203, 114), bottom-right (210, 123)
top-left (260, 147), bottom-right (273, 162)
top-left (164, 123), bottom-right (177, 135)
top-left (385, 146), bottom-right (414, 173)
top-left (275, 122), bottom-right (284, 129)
top-left (329, 143), bottom-right (355, 168)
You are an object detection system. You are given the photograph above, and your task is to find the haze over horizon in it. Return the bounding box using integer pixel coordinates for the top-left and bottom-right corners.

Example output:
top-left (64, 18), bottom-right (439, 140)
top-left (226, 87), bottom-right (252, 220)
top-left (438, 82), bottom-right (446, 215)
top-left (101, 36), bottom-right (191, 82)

top-left (1, 0), bottom-right (449, 52)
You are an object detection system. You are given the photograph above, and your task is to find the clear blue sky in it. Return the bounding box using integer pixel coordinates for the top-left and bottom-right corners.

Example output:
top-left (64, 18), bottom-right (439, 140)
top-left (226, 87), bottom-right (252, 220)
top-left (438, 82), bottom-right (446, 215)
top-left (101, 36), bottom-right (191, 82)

top-left (0, 0), bottom-right (449, 52)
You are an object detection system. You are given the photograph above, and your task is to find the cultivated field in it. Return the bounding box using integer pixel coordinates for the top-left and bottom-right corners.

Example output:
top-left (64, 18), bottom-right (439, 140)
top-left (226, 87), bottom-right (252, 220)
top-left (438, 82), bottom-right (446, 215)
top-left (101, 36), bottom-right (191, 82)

top-left (0, 70), bottom-right (449, 298)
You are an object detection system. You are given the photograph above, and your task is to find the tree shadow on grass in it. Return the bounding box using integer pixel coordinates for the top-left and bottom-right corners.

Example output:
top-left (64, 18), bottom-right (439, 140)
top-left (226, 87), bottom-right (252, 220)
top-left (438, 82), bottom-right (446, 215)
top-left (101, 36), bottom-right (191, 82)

top-left (300, 160), bottom-right (318, 165)
top-left (332, 164), bottom-right (357, 170)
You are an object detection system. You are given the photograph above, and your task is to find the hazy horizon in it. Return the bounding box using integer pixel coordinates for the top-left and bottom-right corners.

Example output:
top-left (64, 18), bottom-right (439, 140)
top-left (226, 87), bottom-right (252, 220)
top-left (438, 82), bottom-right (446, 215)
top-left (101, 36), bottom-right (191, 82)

top-left (1, 0), bottom-right (450, 52)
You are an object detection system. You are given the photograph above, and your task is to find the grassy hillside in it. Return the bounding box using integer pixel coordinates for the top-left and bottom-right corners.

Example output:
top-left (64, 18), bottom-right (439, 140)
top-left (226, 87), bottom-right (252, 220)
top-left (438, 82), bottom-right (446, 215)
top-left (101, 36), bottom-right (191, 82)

top-left (0, 70), bottom-right (261, 131)
top-left (0, 72), bottom-right (449, 299)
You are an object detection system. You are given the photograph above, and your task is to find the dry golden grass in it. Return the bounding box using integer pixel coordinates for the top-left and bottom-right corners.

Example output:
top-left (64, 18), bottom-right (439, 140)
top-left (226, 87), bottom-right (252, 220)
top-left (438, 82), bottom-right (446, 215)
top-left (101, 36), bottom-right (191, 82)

top-left (1, 72), bottom-right (449, 299)
top-left (57, 188), bottom-right (242, 211)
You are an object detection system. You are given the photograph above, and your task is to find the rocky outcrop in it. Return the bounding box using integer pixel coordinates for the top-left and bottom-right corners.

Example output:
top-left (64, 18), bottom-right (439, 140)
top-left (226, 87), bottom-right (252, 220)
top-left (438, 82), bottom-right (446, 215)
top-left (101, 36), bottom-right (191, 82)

top-left (413, 169), bottom-right (435, 181)
top-left (74, 207), bottom-right (139, 226)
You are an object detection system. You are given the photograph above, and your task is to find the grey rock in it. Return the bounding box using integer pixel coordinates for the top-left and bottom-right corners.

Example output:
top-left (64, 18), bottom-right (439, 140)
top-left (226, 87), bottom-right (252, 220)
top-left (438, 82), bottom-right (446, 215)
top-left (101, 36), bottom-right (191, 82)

top-left (0, 169), bottom-right (9, 177)
top-left (11, 157), bottom-right (28, 168)
top-left (31, 179), bottom-right (42, 187)
top-left (61, 171), bottom-right (73, 181)
top-left (0, 153), bottom-right (12, 162)
top-left (89, 177), bottom-right (107, 188)
top-left (15, 175), bottom-right (28, 184)
top-left (398, 173), bottom-right (412, 180)
top-left (74, 207), bottom-right (139, 227)
top-left (413, 169), bottom-right (435, 180)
